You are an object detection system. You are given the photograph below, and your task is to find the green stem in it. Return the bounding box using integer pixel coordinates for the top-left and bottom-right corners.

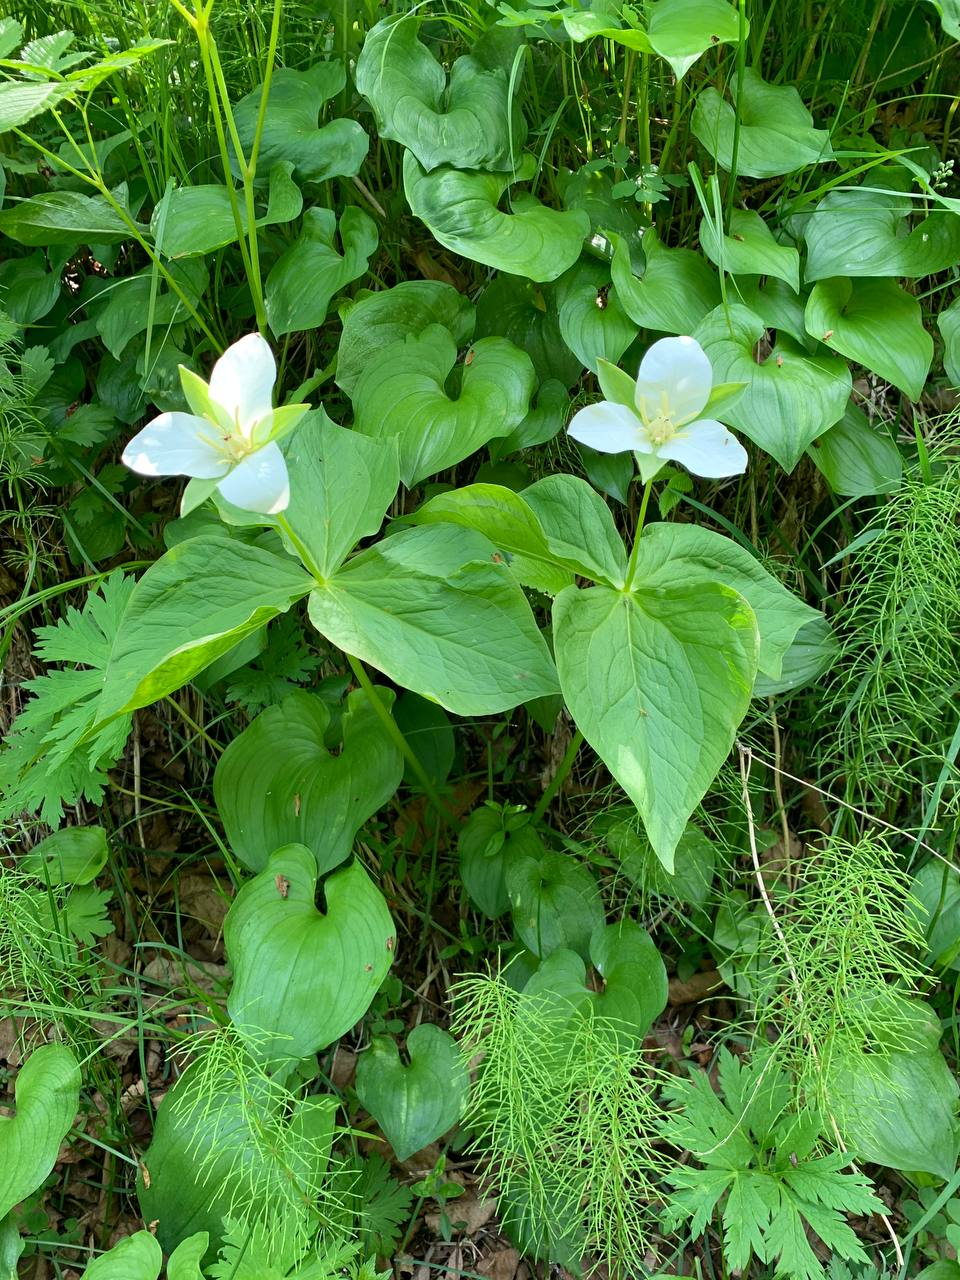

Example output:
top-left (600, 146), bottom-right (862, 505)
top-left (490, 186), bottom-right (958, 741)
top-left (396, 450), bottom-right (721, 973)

top-left (725, 0), bottom-right (748, 222)
top-left (623, 477), bottom-right (655, 591)
top-left (532, 729), bottom-right (585, 824)
top-left (275, 513), bottom-right (325, 581)
top-left (345, 654), bottom-right (458, 825)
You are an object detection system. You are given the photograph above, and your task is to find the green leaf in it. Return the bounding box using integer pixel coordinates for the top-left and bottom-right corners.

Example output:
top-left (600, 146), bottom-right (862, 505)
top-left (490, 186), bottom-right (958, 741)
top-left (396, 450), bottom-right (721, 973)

top-left (912, 859), bottom-right (960, 970)
top-left (0, 189), bottom-right (131, 245)
top-left (265, 206), bottom-right (378, 336)
top-left (496, 378), bottom-right (569, 455)
top-left (590, 920), bottom-right (669, 1036)
top-left (610, 228), bottom-right (721, 334)
top-left (0, 81), bottom-right (73, 133)
top-left (507, 844), bottom-right (605, 959)
top-left (939, 296), bottom-right (960, 386)
top-left (60, 884), bottom-right (114, 945)
top-left (923, 0), bottom-right (960, 38)
top-left (699, 210), bottom-right (799, 292)
top-left (555, 258), bottom-right (638, 373)
top-left (458, 806), bottom-right (544, 918)
top-left (696, 303), bottom-right (851, 471)
top-left (92, 260), bottom-right (207, 359)
top-left (553, 581), bottom-right (758, 870)
top-left (806, 402), bottom-right (902, 497)
top-left (0, 1045), bottom-right (80, 1217)
top-left (691, 67), bottom-right (834, 177)
top-left (98, 532), bottom-right (314, 719)
top-left (752, 615), bottom-right (839, 697)
top-left (0, 251), bottom-right (60, 323)
top-left (336, 280), bottom-right (475, 398)
top-left (214, 688), bottom-right (403, 875)
top-left (403, 152), bottom-right (590, 283)
top-left (475, 274), bottom-right (581, 387)
top-left (308, 526), bottom-right (559, 715)
top-left (356, 15), bottom-right (523, 171)
top-left (394, 692), bottom-right (455, 787)
top-left (522, 474), bottom-right (628, 586)
top-left (803, 183), bottom-right (960, 281)
top-left (232, 63), bottom-right (368, 184)
top-left (804, 276), bottom-right (933, 400)
top-left (597, 811), bottom-right (716, 910)
top-left (356, 1025), bottom-right (469, 1161)
top-left (150, 162), bottom-right (302, 258)
top-left (167, 1233), bottom-right (209, 1280)
top-left (20, 825), bottom-right (108, 885)
top-left (351, 325), bottom-right (536, 487)
top-left (722, 1173), bottom-right (776, 1271)
top-left (85, 1233), bottom-right (163, 1280)
top-left (225, 845), bottom-right (396, 1058)
top-left (647, 0), bottom-right (744, 78)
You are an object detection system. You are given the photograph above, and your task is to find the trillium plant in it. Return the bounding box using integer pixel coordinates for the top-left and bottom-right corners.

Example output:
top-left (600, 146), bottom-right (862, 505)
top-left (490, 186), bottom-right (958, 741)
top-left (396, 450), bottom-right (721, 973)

top-left (122, 333), bottom-right (309, 514)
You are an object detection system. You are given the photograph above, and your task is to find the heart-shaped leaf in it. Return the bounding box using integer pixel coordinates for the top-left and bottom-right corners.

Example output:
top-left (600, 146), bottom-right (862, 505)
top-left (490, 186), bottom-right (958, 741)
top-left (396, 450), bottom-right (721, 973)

top-left (355, 1024), bottom-right (469, 1160)
top-left (0, 1044), bottom-right (80, 1217)
top-left (696, 303), bottom-right (851, 470)
top-left (699, 209), bottom-right (799, 292)
top-left (805, 277), bottom-right (933, 400)
top-left (647, 0), bottom-right (744, 78)
top-left (356, 15), bottom-right (523, 171)
top-left (85, 1233), bottom-right (162, 1280)
top-left (403, 152), bottom-right (590, 282)
top-left (226, 845), bottom-right (395, 1058)
top-left (610, 228), bottom-right (720, 334)
top-left (475, 274), bottom-right (581, 387)
top-left (458, 805), bottom-right (546, 918)
top-left (553, 581), bottom-right (758, 870)
top-left (150, 163), bottom-right (302, 258)
top-left (351, 325), bottom-right (536, 486)
top-left (20, 826), bottom-right (108, 884)
top-left (214, 688), bottom-right (403, 874)
top-left (691, 67), bottom-right (833, 177)
top-left (265, 206), bottom-right (377, 336)
top-left (555, 258), bottom-right (638, 372)
top-left (0, 251), bottom-right (60, 324)
top-left (506, 843), bottom-right (605, 959)
top-left (939, 296), bottom-right (960, 386)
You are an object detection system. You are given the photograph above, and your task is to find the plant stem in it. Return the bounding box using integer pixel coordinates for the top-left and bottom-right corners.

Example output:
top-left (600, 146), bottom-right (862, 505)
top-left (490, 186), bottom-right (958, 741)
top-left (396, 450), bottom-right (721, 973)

top-left (623, 477), bottom-right (655, 590)
top-left (345, 653), bottom-right (458, 825)
top-left (532, 728), bottom-right (584, 824)
top-left (275, 513), bottom-right (325, 582)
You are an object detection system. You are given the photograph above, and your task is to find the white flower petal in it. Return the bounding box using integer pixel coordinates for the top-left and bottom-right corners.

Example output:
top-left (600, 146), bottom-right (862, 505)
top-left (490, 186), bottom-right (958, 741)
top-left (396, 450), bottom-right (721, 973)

top-left (657, 418), bottom-right (748, 478)
top-left (121, 412), bottom-right (229, 479)
top-left (567, 400), bottom-right (643, 454)
top-left (208, 333), bottom-right (276, 436)
top-left (635, 335), bottom-right (712, 425)
top-left (217, 441), bottom-right (290, 513)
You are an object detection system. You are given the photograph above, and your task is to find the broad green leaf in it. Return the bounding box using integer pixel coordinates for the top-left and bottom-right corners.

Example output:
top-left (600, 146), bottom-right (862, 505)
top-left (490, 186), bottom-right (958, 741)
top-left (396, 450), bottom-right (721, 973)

top-left (225, 845), bottom-right (395, 1058)
top-left (647, 0), bottom-right (743, 78)
top-left (0, 251), bottom-right (60, 323)
top-left (597, 811), bottom-right (716, 910)
top-left (806, 403), bottom-right (902, 497)
top-left (85, 1233), bottom-right (162, 1280)
top-left (351, 325), bottom-right (536, 487)
top-left (232, 63), bottom-right (368, 184)
top-left (699, 210), bottom-right (799, 292)
top-left (92, 260), bottom-right (208, 360)
top-left (730, 274), bottom-right (810, 346)
top-left (20, 825), bottom-right (108, 885)
top-left (0, 189), bottom-right (131, 245)
top-left (336, 280), bottom-right (475, 397)
top-left (938, 295), bottom-right (960, 386)
top-left (308, 525), bottom-right (559, 715)
top-left (752, 615), bottom-right (839, 697)
top-left (0, 81), bottom-right (72, 133)
top-left (403, 152), bottom-right (590, 283)
top-left (560, 12), bottom-right (653, 50)
top-left (553, 580), bottom-right (758, 870)
top-left (355, 1024), bottom-right (469, 1160)
top-left (924, 0), bottom-right (960, 38)
top-left (213, 688), bottom-right (403, 874)
top-left (98, 532), bottom-right (314, 719)
top-left (507, 844), bottom-right (605, 959)
top-left (150, 162), bottom-right (302, 258)
top-left (265, 206), bottom-right (378, 336)
top-left (495, 378), bottom-right (569, 455)
top-left (522, 474), bottom-right (628, 586)
top-left (804, 277), bottom-right (932, 400)
top-left (555, 258), bottom-right (638, 373)
top-left (0, 1214), bottom-right (21, 1280)
top-left (0, 1044), bottom-right (81, 1217)
top-left (610, 228), bottom-right (720, 334)
top-left (356, 15), bottom-right (523, 171)
top-left (458, 806), bottom-right (544, 918)
top-left (167, 1233), bottom-right (209, 1280)
top-left (630, 521), bottom-right (822, 681)
top-left (475, 274), bottom-right (581, 387)
top-left (696, 303), bottom-right (851, 471)
top-left (691, 67), bottom-right (834, 177)
top-left (591, 920), bottom-right (669, 1035)
top-left (912, 860), bottom-right (960, 971)
top-left (803, 184), bottom-right (960, 281)
top-left (394, 691), bottom-right (455, 786)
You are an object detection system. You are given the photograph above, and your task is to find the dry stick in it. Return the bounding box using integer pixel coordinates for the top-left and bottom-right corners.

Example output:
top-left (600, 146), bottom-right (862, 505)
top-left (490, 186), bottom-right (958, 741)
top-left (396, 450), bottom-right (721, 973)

top-left (737, 743), bottom-right (904, 1271)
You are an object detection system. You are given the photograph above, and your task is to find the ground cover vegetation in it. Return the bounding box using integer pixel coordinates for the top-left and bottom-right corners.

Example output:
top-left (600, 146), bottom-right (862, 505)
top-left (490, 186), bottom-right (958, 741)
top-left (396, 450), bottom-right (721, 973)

top-left (0, 0), bottom-right (959, 1275)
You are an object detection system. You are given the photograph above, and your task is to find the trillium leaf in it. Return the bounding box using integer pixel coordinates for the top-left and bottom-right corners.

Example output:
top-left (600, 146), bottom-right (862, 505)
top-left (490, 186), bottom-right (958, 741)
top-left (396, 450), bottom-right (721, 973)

top-left (351, 325), bottom-right (536, 487)
top-left (150, 162), bottom-right (302, 258)
top-left (336, 280), bottom-right (475, 398)
top-left (355, 1025), bottom-right (470, 1161)
top-left (84, 1233), bottom-right (162, 1280)
top-left (506, 844), bottom-right (605, 959)
top-left (265, 206), bottom-right (378, 336)
top-left (403, 151), bottom-right (590, 283)
top-left (804, 183), bottom-right (960, 281)
top-left (356, 15), bottom-right (523, 172)
top-left (691, 67), bottom-right (834, 178)
top-left (696, 303), bottom-right (851, 471)
top-left (98, 532), bottom-right (314, 719)
top-left (20, 825), bottom-right (108, 885)
top-left (647, 0), bottom-right (744, 79)
top-left (555, 258), bottom-right (639, 373)
top-left (522, 474), bottom-right (628, 586)
top-left (0, 189), bottom-right (131, 246)
top-left (940, 296), bottom-right (960, 386)
top-left (308, 524), bottom-right (560, 716)
top-left (553, 580), bottom-right (758, 871)
top-left (699, 210), bottom-right (800, 292)
top-left (226, 846), bottom-right (395, 1059)
top-left (232, 63), bottom-right (368, 184)
top-left (752, 615), bottom-right (839, 698)
top-left (610, 228), bottom-right (720, 334)
top-left (804, 277), bottom-right (933, 400)
top-left (0, 1044), bottom-right (81, 1218)
top-left (806, 403), bottom-right (902, 497)
top-left (214, 687), bottom-right (403, 875)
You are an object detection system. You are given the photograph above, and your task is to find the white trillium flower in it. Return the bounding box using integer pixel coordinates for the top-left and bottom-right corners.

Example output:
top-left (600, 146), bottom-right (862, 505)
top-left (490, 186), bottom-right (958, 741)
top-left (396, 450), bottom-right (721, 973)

top-left (568, 335), bottom-right (748, 479)
top-left (122, 333), bottom-right (308, 514)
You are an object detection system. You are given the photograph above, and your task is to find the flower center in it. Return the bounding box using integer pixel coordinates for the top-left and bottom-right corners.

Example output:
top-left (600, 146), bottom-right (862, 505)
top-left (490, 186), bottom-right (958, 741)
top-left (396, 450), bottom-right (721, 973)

top-left (200, 410), bottom-right (259, 466)
top-left (637, 391), bottom-right (678, 446)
